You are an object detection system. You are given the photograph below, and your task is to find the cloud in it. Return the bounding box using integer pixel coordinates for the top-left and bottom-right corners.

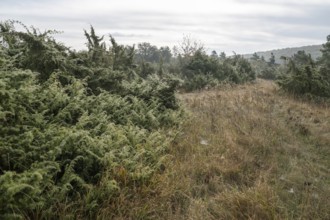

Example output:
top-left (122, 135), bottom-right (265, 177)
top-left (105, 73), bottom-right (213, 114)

top-left (0, 0), bottom-right (329, 53)
top-left (236, 0), bottom-right (330, 5)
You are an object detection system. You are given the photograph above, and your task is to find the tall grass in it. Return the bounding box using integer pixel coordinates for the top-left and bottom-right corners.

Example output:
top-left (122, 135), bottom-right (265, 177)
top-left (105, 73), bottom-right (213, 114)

top-left (142, 80), bottom-right (330, 219)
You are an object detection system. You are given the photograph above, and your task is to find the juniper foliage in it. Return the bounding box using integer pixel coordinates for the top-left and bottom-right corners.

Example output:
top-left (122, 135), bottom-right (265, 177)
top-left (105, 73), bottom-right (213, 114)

top-left (180, 51), bottom-right (256, 91)
top-left (0, 21), bottom-right (182, 218)
top-left (277, 36), bottom-right (330, 98)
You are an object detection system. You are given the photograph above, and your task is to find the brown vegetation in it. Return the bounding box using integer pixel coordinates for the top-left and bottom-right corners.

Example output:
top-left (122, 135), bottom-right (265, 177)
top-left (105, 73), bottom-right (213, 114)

top-left (133, 80), bottom-right (330, 220)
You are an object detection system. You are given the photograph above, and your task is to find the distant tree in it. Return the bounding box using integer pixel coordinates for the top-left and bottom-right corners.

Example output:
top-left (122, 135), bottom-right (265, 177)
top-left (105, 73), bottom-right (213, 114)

top-left (134, 43), bottom-right (172, 77)
top-left (280, 56), bottom-right (287, 65)
top-left (320, 35), bottom-right (330, 58)
top-left (251, 52), bottom-right (260, 60)
top-left (135, 43), bottom-right (172, 64)
top-left (159, 46), bottom-right (172, 62)
top-left (292, 50), bottom-right (311, 66)
top-left (319, 35), bottom-right (330, 66)
top-left (319, 35), bottom-right (330, 82)
top-left (176, 34), bottom-right (204, 57)
top-left (220, 52), bottom-right (226, 60)
top-left (250, 52), bottom-right (278, 80)
top-left (269, 52), bottom-right (275, 65)
top-left (211, 50), bottom-right (218, 58)
top-left (136, 42), bottom-right (159, 62)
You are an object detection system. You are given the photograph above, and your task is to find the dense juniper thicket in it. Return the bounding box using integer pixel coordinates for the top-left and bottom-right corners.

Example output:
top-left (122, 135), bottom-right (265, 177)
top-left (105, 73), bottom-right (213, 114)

top-left (0, 20), bottom-right (329, 218)
top-left (0, 21), bottom-right (184, 219)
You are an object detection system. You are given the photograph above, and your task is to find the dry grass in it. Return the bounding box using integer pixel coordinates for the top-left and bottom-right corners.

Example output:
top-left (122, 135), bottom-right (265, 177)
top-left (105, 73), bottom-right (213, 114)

top-left (94, 80), bottom-right (330, 219)
top-left (141, 80), bottom-right (330, 220)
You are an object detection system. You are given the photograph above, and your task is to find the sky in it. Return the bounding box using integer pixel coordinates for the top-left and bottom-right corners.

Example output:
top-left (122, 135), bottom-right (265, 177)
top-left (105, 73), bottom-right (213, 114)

top-left (1, 0), bottom-right (329, 54)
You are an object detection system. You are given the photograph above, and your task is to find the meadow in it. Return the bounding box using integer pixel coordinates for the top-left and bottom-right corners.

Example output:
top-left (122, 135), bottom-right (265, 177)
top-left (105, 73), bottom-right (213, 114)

top-left (1, 21), bottom-right (330, 219)
top-left (150, 80), bottom-right (330, 219)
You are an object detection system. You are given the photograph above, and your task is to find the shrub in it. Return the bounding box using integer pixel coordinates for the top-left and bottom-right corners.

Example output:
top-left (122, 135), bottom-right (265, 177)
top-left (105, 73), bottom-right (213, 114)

top-left (179, 51), bottom-right (255, 91)
top-left (277, 45), bottom-right (330, 98)
top-left (0, 21), bottom-right (183, 218)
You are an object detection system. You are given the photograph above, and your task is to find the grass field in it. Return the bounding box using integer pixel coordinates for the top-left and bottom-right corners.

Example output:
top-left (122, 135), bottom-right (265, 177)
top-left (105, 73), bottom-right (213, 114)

top-left (135, 80), bottom-right (330, 220)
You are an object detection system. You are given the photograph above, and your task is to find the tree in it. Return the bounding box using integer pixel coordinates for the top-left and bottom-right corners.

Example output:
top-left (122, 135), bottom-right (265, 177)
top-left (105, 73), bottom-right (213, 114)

top-left (261, 56), bottom-right (265, 62)
top-left (211, 50), bottom-right (218, 58)
top-left (136, 42), bottom-right (159, 63)
top-left (292, 50), bottom-right (311, 66)
top-left (320, 35), bottom-right (330, 60)
top-left (84, 26), bottom-right (105, 51)
top-left (110, 35), bottom-right (135, 71)
top-left (319, 35), bottom-right (330, 82)
top-left (159, 46), bottom-right (172, 62)
top-left (269, 52), bottom-right (275, 65)
top-left (175, 34), bottom-right (204, 57)
top-left (0, 21), bottom-right (17, 49)
top-left (280, 56), bottom-right (287, 65)
top-left (277, 48), bottom-right (330, 98)
top-left (185, 50), bottom-right (217, 75)
top-left (84, 25), bottom-right (107, 64)
top-left (220, 52), bottom-right (226, 60)
top-left (251, 52), bottom-right (260, 61)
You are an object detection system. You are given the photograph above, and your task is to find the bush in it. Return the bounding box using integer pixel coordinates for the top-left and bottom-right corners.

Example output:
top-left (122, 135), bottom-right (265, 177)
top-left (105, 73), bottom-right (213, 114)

top-left (179, 51), bottom-right (255, 91)
top-left (0, 21), bottom-right (183, 218)
top-left (277, 43), bottom-right (330, 98)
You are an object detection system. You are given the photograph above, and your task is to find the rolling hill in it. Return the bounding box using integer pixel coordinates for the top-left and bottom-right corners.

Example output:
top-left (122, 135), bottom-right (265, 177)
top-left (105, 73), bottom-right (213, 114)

top-left (243, 45), bottom-right (323, 64)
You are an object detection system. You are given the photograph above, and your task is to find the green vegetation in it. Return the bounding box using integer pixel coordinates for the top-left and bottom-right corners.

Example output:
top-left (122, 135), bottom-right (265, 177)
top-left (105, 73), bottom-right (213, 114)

top-left (243, 45), bottom-right (323, 64)
top-left (179, 51), bottom-right (256, 91)
top-left (0, 21), bottom-right (182, 219)
top-left (249, 51), bottom-right (280, 80)
top-left (277, 36), bottom-right (330, 98)
top-left (1, 20), bottom-right (329, 219)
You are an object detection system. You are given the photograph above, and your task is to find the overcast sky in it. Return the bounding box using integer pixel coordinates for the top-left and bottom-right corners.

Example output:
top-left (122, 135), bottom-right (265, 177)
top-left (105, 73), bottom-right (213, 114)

top-left (1, 0), bottom-right (329, 54)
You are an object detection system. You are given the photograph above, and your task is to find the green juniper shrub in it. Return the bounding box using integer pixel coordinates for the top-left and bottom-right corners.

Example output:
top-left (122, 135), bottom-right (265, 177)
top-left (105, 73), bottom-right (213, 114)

top-left (277, 37), bottom-right (330, 98)
top-left (0, 20), bottom-right (183, 219)
top-left (179, 50), bottom-right (256, 91)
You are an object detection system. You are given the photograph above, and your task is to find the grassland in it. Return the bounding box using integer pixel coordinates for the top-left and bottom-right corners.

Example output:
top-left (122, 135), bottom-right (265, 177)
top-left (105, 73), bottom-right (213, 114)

top-left (134, 80), bottom-right (330, 220)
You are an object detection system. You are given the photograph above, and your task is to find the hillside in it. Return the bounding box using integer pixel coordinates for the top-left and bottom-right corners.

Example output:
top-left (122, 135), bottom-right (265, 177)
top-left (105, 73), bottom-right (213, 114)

top-left (243, 45), bottom-right (323, 64)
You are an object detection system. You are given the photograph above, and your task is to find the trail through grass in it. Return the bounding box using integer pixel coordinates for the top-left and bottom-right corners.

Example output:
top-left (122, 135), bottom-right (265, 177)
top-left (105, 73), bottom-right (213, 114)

top-left (147, 80), bottom-right (330, 220)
